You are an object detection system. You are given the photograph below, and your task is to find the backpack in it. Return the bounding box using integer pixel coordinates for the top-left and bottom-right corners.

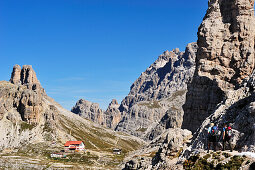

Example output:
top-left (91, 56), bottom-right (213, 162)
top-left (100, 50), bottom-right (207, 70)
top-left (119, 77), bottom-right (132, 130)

top-left (226, 126), bottom-right (232, 138)
top-left (210, 126), bottom-right (218, 136)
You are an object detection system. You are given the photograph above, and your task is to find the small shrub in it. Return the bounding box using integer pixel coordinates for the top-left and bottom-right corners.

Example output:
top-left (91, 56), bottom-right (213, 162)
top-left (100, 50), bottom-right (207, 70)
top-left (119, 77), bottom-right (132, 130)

top-left (222, 152), bottom-right (230, 158)
top-left (20, 122), bottom-right (35, 132)
top-left (203, 154), bottom-right (211, 160)
top-left (43, 122), bottom-right (53, 132)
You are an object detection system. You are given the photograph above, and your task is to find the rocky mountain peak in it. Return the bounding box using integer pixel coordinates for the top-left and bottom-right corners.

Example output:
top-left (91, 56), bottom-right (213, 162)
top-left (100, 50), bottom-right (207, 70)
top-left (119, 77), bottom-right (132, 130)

top-left (108, 99), bottom-right (119, 106)
top-left (71, 99), bottom-right (105, 125)
top-left (10, 64), bottom-right (21, 84)
top-left (10, 65), bottom-right (43, 92)
top-left (115, 43), bottom-right (197, 139)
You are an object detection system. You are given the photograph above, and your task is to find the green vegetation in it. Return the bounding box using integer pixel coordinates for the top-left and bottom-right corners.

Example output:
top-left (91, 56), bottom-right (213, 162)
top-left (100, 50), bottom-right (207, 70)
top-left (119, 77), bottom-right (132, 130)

top-left (51, 153), bottom-right (99, 165)
top-left (20, 122), bottom-right (36, 132)
top-left (203, 154), bottom-right (211, 160)
top-left (184, 153), bottom-right (246, 170)
top-left (58, 115), bottom-right (142, 154)
top-left (212, 152), bottom-right (220, 160)
top-left (222, 152), bottom-right (230, 158)
top-left (43, 122), bottom-right (53, 132)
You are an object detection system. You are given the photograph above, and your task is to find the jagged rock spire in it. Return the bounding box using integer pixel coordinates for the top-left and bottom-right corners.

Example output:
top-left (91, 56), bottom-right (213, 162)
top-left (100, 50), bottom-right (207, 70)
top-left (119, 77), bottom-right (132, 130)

top-left (10, 65), bottom-right (43, 92)
top-left (10, 64), bottom-right (21, 85)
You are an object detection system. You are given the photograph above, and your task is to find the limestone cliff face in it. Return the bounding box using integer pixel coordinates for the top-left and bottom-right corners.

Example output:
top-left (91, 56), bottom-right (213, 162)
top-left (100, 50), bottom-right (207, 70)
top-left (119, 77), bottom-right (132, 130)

top-left (71, 99), bottom-right (105, 126)
top-left (197, 0), bottom-right (255, 87)
top-left (10, 65), bottom-right (44, 93)
top-left (71, 99), bottom-right (121, 129)
top-left (104, 99), bottom-right (122, 129)
top-left (119, 43), bottom-right (197, 111)
top-left (10, 65), bottom-right (21, 85)
top-left (1, 65), bottom-right (47, 124)
top-left (115, 43), bottom-right (197, 139)
top-left (182, 0), bottom-right (255, 133)
top-left (0, 65), bottom-right (59, 148)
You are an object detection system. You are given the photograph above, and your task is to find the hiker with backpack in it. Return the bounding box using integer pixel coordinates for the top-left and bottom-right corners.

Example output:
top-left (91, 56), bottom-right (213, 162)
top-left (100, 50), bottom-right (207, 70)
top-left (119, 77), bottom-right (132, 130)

top-left (222, 123), bottom-right (233, 152)
top-left (207, 123), bottom-right (218, 153)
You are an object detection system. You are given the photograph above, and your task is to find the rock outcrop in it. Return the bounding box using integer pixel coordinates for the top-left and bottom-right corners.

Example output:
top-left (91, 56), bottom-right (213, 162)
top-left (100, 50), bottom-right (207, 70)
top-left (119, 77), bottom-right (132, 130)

top-left (10, 65), bottom-right (44, 93)
top-left (123, 128), bottom-right (192, 170)
top-left (115, 43), bottom-right (197, 139)
top-left (71, 99), bottom-right (122, 129)
top-left (0, 65), bottom-right (47, 124)
top-left (0, 64), bottom-right (58, 148)
top-left (71, 99), bottom-right (105, 126)
top-left (104, 99), bottom-right (122, 129)
top-left (10, 65), bottom-right (21, 85)
top-left (182, 0), bottom-right (255, 133)
top-left (189, 72), bottom-right (255, 153)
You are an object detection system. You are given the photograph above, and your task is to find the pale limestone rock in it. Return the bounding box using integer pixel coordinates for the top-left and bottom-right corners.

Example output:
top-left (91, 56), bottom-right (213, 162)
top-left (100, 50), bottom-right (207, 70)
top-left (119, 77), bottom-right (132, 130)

top-left (10, 65), bottom-right (21, 85)
top-left (116, 43), bottom-right (197, 139)
top-left (71, 99), bottom-right (105, 126)
top-left (182, 0), bottom-right (255, 133)
top-left (104, 99), bottom-right (121, 129)
top-left (10, 65), bottom-right (44, 93)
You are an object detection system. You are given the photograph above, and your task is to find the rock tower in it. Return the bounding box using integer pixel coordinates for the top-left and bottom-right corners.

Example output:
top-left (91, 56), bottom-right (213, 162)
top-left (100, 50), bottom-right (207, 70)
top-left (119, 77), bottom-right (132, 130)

top-left (182, 0), bottom-right (255, 132)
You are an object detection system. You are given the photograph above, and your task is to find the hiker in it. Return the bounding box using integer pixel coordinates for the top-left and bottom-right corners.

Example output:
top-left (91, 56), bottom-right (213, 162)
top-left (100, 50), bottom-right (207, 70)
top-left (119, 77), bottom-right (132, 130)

top-left (222, 123), bottom-right (233, 152)
top-left (207, 123), bottom-right (218, 153)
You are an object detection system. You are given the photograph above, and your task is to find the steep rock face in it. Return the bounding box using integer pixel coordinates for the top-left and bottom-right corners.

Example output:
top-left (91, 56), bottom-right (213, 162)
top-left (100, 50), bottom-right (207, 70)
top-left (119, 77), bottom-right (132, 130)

top-left (189, 71), bottom-right (255, 153)
top-left (1, 65), bottom-right (47, 124)
top-left (197, 0), bottom-right (255, 86)
top-left (182, 0), bottom-right (255, 133)
top-left (71, 99), bottom-right (105, 126)
top-left (10, 65), bottom-right (21, 85)
top-left (0, 64), bottom-right (59, 148)
top-left (115, 43), bottom-right (197, 139)
top-left (104, 99), bottom-right (122, 129)
top-left (119, 43), bottom-right (197, 111)
top-left (10, 65), bottom-right (44, 93)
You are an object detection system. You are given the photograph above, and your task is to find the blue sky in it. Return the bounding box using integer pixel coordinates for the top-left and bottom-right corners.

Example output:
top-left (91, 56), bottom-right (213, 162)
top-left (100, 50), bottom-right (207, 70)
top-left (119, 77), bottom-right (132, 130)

top-left (0, 0), bottom-right (208, 110)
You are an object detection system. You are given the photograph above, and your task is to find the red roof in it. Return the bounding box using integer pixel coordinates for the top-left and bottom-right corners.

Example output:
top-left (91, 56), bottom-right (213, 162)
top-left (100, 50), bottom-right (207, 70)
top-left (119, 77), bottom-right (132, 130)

top-left (64, 141), bottom-right (83, 147)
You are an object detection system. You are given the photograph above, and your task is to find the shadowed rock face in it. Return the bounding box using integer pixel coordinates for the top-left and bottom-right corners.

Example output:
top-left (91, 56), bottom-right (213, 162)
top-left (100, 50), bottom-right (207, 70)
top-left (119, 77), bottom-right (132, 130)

top-left (182, 0), bottom-right (255, 133)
